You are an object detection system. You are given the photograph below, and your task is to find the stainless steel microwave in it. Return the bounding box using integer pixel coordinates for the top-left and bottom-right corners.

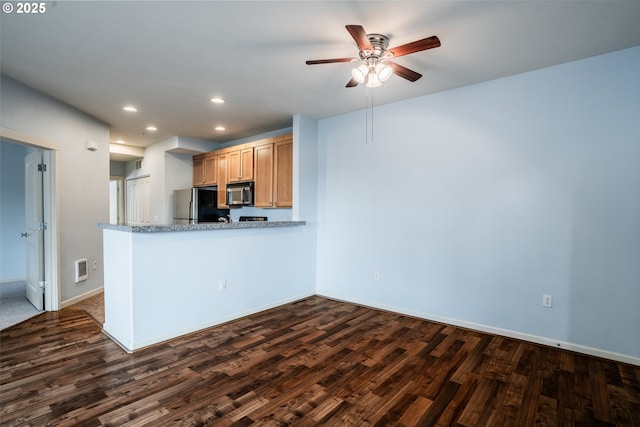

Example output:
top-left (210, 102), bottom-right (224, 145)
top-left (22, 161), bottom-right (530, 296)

top-left (226, 182), bottom-right (254, 206)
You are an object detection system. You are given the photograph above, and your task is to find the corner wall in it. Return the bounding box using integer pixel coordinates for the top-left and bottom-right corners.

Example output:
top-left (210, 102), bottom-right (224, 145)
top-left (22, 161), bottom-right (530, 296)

top-left (315, 47), bottom-right (640, 362)
top-left (1, 75), bottom-right (110, 303)
top-left (124, 136), bottom-right (219, 224)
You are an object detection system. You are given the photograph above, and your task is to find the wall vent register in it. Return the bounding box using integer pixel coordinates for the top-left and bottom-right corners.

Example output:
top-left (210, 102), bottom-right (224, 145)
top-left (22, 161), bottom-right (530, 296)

top-left (75, 258), bottom-right (88, 283)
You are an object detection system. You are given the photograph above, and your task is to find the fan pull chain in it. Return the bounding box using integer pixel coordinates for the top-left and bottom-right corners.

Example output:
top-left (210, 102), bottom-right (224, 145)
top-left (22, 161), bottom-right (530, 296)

top-left (365, 85), bottom-right (374, 144)
top-left (371, 86), bottom-right (374, 142)
top-left (365, 86), bottom-right (369, 144)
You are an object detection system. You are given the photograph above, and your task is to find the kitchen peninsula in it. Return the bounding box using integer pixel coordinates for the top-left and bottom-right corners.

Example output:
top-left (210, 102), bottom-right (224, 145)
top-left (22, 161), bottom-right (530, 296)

top-left (99, 220), bottom-right (313, 352)
top-left (102, 221), bottom-right (304, 233)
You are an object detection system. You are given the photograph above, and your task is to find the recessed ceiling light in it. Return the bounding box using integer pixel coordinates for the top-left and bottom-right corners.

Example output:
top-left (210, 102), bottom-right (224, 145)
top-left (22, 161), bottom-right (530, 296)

top-left (210, 97), bottom-right (225, 104)
top-left (123, 106), bottom-right (138, 112)
top-left (146, 126), bottom-right (157, 131)
top-left (214, 126), bottom-right (226, 131)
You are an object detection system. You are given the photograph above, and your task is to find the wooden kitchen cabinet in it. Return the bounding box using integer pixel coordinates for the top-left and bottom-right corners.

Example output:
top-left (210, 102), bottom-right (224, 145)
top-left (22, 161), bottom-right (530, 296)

top-left (192, 133), bottom-right (292, 208)
top-left (273, 140), bottom-right (292, 207)
top-left (193, 153), bottom-right (217, 187)
top-left (217, 153), bottom-right (229, 208)
top-left (203, 154), bottom-right (217, 185)
top-left (228, 147), bottom-right (254, 183)
top-left (253, 138), bottom-right (292, 208)
top-left (193, 155), bottom-right (205, 186)
top-left (253, 143), bottom-right (274, 207)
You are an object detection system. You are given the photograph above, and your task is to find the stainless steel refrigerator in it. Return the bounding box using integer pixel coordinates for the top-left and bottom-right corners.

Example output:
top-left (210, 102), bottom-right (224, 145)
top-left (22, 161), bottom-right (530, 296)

top-left (173, 187), bottom-right (229, 224)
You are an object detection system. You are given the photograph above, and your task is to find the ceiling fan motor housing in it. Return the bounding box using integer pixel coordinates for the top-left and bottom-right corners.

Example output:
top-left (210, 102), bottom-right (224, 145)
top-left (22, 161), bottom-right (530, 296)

top-left (359, 33), bottom-right (391, 60)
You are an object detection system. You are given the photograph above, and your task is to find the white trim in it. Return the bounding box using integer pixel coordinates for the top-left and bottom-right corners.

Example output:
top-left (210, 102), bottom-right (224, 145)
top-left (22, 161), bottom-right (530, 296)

top-left (0, 277), bottom-right (27, 284)
top-left (59, 286), bottom-right (104, 309)
top-left (0, 127), bottom-right (61, 151)
top-left (102, 329), bottom-right (133, 354)
top-left (43, 150), bottom-right (59, 311)
top-left (318, 293), bottom-right (640, 367)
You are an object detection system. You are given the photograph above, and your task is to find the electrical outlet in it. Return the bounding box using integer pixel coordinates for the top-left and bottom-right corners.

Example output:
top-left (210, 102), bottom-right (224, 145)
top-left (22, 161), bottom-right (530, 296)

top-left (373, 271), bottom-right (380, 280)
top-left (92, 260), bottom-right (98, 270)
top-left (219, 280), bottom-right (227, 291)
top-left (543, 294), bottom-right (553, 308)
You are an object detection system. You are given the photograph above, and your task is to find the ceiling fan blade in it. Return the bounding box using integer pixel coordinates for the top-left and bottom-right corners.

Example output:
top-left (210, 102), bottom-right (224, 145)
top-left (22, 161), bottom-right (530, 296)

top-left (389, 62), bottom-right (422, 82)
top-left (387, 36), bottom-right (441, 58)
top-left (306, 58), bottom-right (357, 65)
top-left (346, 25), bottom-right (373, 52)
top-left (346, 78), bottom-right (359, 88)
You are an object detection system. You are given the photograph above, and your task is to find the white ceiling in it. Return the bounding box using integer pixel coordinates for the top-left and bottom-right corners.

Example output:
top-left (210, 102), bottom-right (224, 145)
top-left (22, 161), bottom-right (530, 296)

top-left (2, 1), bottom-right (640, 158)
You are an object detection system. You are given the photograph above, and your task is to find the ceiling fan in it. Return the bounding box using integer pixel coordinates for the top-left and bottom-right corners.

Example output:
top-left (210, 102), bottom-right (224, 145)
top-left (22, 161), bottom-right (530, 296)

top-left (306, 25), bottom-right (441, 88)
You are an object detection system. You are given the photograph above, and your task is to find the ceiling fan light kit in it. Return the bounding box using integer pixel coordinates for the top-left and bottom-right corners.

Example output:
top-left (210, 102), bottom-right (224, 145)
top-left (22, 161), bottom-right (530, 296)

top-left (306, 25), bottom-right (441, 88)
top-left (351, 60), bottom-right (393, 88)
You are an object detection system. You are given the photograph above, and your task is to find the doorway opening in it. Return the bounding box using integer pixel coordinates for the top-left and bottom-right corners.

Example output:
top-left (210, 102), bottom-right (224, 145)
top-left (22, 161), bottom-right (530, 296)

top-left (0, 129), bottom-right (59, 322)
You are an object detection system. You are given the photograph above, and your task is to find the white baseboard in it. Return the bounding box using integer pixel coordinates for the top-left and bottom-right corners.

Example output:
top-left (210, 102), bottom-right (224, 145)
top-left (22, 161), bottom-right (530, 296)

top-left (128, 291), bottom-right (316, 352)
top-left (317, 293), bottom-right (640, 367)
top-left (102, 327), bottom-right (133, 354)
top-left (0, 277), bottom-right (26, 284)
top-left (60, 286), bottom-right (104, 309)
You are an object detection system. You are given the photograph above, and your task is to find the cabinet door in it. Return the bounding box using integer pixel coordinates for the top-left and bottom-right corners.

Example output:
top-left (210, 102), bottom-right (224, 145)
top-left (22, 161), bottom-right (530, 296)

top-left (203, 155), bottom-right (217, 185)
top-left (273, 140), bottom-right (293, 207)
top-left (228, 150), bottom-right (241, 183)
top-left (193, 156), bottom-right (205, 186)
top-left (239, 148), bottom-right (254, 181)
top-left (228, 148), bottom-right (254, 183)
top-left (217, 153), bottom-right (229, 208)
top-left (253, 143), bottom-right (273, 207)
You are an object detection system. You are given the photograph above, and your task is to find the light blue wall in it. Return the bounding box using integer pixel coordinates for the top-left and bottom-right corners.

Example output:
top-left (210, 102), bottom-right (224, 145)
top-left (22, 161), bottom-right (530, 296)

top-left (316, 47), bottom-right (640, 360)
top-left (0, 140), bottom-right (27, 281)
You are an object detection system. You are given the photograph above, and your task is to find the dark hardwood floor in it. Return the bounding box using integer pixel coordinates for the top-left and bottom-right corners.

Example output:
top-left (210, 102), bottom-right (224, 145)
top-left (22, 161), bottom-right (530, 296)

top-left (1, 295), bottom-right (639, 426)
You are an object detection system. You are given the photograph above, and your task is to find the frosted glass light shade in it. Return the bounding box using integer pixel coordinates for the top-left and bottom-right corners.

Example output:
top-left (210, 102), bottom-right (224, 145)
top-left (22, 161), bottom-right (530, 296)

top-left (366, 73), bottom-right (382, 88)
top-left (351, 64), bottom-right (368, 83)
top-left (376, 63), bottom-right (392, 82)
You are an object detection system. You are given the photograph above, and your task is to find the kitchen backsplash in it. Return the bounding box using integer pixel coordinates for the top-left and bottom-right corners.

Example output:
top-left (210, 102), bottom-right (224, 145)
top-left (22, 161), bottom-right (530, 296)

top-left (229, 206), bottom-right (292, 222)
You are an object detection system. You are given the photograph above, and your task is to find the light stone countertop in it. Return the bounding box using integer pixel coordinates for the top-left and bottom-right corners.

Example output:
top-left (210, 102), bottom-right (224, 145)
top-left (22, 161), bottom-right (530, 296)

top-left (98, 221), bottom-right (306, 233)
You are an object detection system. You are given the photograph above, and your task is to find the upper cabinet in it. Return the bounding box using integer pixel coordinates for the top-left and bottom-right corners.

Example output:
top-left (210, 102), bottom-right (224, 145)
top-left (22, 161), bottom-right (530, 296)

top-left (228, 147), bottom-right (253, 183)
top-left (273, 140), bottom-right (292, 208)
top-left (253, 143), bottom-right (274, 208)
top-left (216, 153), bottom-right (229, 208)
top-left (254, 136), bottom-right (292, 208)
top-left (204, 154), bottom-right (217, 185)
top-left (193, 155), bottom-right (205, 186)
top-left (193, 153), bottom-right (217, 187)
top-left (193, 133), bottom-right (293, 209)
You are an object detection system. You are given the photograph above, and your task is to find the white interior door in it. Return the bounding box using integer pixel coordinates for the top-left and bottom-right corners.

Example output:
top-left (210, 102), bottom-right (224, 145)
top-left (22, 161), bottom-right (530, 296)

top-left (109, 180), bottom-right (118, 224)
top-left (126, 176), bottom-right (150, 225)
top-left (25, 150), bottom-right (44, 310)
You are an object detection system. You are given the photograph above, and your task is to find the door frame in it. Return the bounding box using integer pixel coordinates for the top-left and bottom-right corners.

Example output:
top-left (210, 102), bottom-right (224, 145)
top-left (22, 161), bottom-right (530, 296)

top-left (1, 127), bottom-right (60, 311)
top-left (109, 176), bottom-right (125, 225)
